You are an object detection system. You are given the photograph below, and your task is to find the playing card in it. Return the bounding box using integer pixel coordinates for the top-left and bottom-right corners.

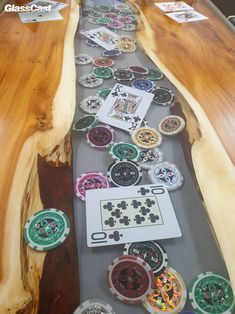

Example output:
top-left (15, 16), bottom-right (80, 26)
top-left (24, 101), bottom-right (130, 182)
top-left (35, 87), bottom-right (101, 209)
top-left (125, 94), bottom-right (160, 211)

top-left (86, 184), bottom-right (182, 247)
top-left (83, 27), bottom-right (120, 50)
top-left (26, 0), bottom-right (68, 11)
top-left (166, 10), bottom-right (208, 23)
top-left (96, 84), bottom-right (154, 132)
top-left (155, 1), bottom-right (193, 12)
top-left (19, 10), bottom-right (63, 23)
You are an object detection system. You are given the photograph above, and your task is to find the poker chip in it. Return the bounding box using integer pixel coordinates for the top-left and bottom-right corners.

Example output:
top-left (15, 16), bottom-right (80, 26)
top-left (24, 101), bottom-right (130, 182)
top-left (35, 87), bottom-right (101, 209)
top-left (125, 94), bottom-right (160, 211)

top-left (106, 255), bottom-right (154, 304)
top-left (109, 142), bottom-right (141, 161)
top-left (118, 15), bottom-right (133, 24)
top-left (189, 272), bottom-right (235, 314)
top-left (24, 208), bottom-right (70, 251)
top-left (73, 299), bottom-right (115, 314)
top-left (80, 96), bottom-right (104, 114)
top-left (75, 172), bottom-right (110, 201)
top-left (96, 5), bottom-right (111, 13)
top-left (118, 42), bottom-right (136, 53)
top-left (92, 66), bottom-right (113, 79)
top-left (105, 12), bottom-right (118, 19)
top-left (138, 148), bottom-right (164, 170)
top-left (95, 17), bottom-right (111, 25)
top-left (86, 38), bottom-right (100, 47)
top-left (107, 159), bottom-right (142, 187)
top-left (131, 127), bottom-right (162, 149)
top-left (119, 9), bottom-right (134, 16)
top-left (74, 53), bottom-right (93, 65)
top-left (122, 23), bottom-right (136, 31)
top-left (148, 162), bottom-right (184, 191)
top-left (73, 115), bottom-right (97, 132)
top-left (159, 115), bottom-right (185, 136)
top-left (112, 68), bottom-right (134, 81)
top-left (103, 48), bottom-right (122, 58)
top-left (79, 73), bottom-right (103, 88)
top-left (92, 56), bottom-right (114, 67)
top-left (88, 16), bottom-right (100, 24)
top-left (124, 241), bottom-right (168, 275)
top-left (108, 19), bottom-right (124, 29)
top-left (86, 124), bottom-right (115, 150)
top-left (129, 65), bottom-right (148, 75)
top-left (97, 88), bottom-right (112, 100)
top-left (119, 35), bottom-right (136, 44)
top-left (143, 267), bottom-right (187, 314)
top-left (146, 68), bottom-right (164, 81)
top-left (114, 3), bottom-right (130, 11)
top-left (152, 87), bottom-right (175, 106)
top-left (132, 78), bottom-right (154, 92)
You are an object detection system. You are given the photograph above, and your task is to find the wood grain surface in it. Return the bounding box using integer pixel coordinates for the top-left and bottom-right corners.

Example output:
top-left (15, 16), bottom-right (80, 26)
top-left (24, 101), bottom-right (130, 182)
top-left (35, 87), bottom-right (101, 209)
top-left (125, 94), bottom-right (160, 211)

top-left (0, 0), bottom-right (80, 312)
top-left (129, 0), bottom-right (235, 291)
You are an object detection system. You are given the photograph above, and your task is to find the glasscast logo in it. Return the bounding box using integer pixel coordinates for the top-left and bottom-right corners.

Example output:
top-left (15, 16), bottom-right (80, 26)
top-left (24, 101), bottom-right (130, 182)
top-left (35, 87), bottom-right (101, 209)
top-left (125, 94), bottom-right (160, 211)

top-left (4, 4), bottom-right (52, 12)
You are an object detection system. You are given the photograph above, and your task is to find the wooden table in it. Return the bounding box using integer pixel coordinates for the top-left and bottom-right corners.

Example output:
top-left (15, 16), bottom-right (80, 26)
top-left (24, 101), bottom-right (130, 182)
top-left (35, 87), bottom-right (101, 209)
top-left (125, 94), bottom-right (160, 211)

top-left (129, 0), bottom-right (235, 291)
top-left (0, 0), bottom-right (80, 312)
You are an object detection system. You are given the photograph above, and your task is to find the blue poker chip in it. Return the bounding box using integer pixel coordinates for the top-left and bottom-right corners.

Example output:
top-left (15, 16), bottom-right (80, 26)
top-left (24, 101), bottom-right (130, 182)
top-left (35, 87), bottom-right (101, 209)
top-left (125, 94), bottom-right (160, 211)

top-left (132, 78), bottom-right (154, 92)
top-left (86, 39), bottom-right (99, 47)
top-left (103, 49), bottom-right (122, 57)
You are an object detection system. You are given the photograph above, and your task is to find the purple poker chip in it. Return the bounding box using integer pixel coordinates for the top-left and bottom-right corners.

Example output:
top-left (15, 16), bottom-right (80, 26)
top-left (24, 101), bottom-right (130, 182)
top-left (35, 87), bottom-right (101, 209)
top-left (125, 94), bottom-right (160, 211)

top-left (132, 78), bottom-right (154, 92)
top-left (86, 124), bottom-right (116, 150)
top-left (103, 48), bottom-right (122, 58)
top-left (108, 19), bottom-right (124, 29)
top-left (86, 39), bottom-right (99, 47)
top-left (105, 12), bottom-right (118, 19)
top-left (118, 15), bottom-right (133, 24)
top-left (129, 65), bottom-right (148, 75)
top-left (75, 172), bottom-right (110, 201)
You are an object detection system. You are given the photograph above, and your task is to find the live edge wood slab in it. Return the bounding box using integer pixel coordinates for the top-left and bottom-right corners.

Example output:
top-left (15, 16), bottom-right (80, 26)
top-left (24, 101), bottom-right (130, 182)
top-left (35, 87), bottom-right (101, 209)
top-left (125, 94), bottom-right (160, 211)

top-left (0, 0), bottom-right (80, 313)
top-left (129, 0), bottom-right (235, 291)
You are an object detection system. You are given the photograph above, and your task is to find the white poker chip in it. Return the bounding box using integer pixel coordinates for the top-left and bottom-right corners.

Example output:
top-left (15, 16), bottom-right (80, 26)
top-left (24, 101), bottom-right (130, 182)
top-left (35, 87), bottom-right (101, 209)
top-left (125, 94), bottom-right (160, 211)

top-left (74, 53), bottom-right (93, 65)
top-left (80, 96), bottom-right (104, 114)
top-left (73, 299), bottom-right (115, 314)
top-left (148, 162), bottom-right (184, 191)
top-left (158, 115), bottom-right (185, 136)
top-left (79, 73), bottom-right (103, 88)
top-left (138, 148), bottom-right (164, 170)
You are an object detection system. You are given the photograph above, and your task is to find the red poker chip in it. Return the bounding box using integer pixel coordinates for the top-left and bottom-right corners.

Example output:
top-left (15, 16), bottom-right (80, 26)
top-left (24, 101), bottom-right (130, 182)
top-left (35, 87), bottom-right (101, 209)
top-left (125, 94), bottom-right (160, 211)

top-left (86, 124), bottom-right (115, 150)
top-left (128, 65), bottom-right (148, 75)
top-left (75, 172), bottom-right (110, 201)
top-left (106, 255), bottom-right (155, 304)
top-left (92, 57), bottom-right (115, 68)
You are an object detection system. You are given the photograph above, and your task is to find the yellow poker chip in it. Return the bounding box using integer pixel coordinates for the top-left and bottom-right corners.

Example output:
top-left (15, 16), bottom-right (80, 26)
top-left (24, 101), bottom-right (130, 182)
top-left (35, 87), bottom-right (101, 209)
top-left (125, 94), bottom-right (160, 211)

top-left (131, 127), bottom-right (162, 149)
top-left (158, 115), bottom-right (185, 136)
top-left (118, 35), bottom-right (136, 44)
top-left (118, 42), bottom-right (136, 53)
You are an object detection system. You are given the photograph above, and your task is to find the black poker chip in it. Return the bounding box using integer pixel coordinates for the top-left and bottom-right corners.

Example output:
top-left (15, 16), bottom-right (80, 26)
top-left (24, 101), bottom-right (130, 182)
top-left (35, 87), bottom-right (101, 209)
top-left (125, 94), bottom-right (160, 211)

top-left (124, 241), bottom-right (168, 275)
top-left (112, 68), bottom-right (134, 81)
top-left (107, 159), bottom-right (142, 187)
top-left (152, 87), bottom-right (175, 106)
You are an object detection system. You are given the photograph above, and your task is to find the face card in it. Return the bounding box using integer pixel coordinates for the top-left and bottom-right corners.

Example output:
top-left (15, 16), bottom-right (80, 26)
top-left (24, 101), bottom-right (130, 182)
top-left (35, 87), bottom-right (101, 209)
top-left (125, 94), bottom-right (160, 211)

top-left (86, 184), bottom-right (182, 247)
top-left (155, 1), bottom-right (193, 12)
top-left (166, 10), bottom-right (208, 23)
top-left (26, 0), bottom-right (68, 11)
top-left (19, 10), bottom-right (63, 23)
top-left (96, 84), bottom-right (154, 132)
top-left (83, 27), bottom-right (120, 50)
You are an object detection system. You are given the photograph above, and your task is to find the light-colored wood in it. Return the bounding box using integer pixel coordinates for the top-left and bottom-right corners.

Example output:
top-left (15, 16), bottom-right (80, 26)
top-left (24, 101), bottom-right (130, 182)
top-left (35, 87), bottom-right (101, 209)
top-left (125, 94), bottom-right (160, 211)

top-left (0, 0), bottom-right (80, 312)
top-left (129, 0), bottom-right (235, 291)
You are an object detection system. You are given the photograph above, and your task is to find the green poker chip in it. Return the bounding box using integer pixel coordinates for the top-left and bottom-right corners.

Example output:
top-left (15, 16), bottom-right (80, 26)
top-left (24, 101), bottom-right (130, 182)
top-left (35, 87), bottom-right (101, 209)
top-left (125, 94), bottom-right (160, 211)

top-left (96, 5), bottom-right (111, 12)
top-left (97, 88), bottom-right (112, 100)
top-left (92, 67), bottom-right (113, 79)
top-left (24, 208), bottom-right (70, 251)
top-left (109, 142), bottom-right (141, 161)
top-left (95, 17), bottom-right (111, 24)
top-left (189, 272), bottom-right (235, 314)
top-left (146, 68), bottom-right (164, 81)
top-left (73, 115), bottom-right (97, 132)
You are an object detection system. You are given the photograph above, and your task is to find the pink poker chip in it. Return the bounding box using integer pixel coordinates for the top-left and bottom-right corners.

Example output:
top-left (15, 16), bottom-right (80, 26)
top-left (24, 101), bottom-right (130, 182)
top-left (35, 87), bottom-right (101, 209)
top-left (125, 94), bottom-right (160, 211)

top-left (108, 19), bottom-right (124, 29)
top-left (105, 13), bottom-right (118, 19)
top-left (129, 65), bottom-right (148, 75)
top-left (86, 124), bottom-right (116, 150)
top-left (75, 172), bottom-right (110, 201)
top-left (118, 16), bottom-right (133, 24)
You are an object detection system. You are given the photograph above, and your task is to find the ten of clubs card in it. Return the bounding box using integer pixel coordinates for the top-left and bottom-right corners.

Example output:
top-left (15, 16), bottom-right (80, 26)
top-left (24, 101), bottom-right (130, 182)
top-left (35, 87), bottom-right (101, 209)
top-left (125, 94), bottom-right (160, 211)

top-left (86, 184), bottom-right (182, 247)
top-left (97, 84), bottom-right (154, 132)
